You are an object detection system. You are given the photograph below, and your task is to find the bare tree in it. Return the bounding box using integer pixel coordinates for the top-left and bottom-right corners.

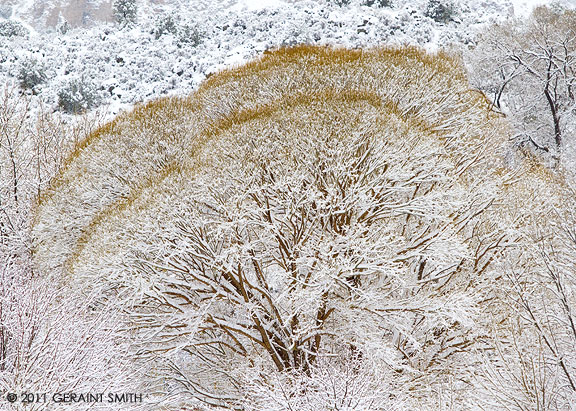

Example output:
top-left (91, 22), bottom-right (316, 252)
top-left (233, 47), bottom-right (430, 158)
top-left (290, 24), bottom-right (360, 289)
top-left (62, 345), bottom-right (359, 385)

top-left (0, 84), bottom-right (142, 410)
top-left (468, 6), bottom-right (576, 158)
top-left (0, 251), bottom-right (146, 410)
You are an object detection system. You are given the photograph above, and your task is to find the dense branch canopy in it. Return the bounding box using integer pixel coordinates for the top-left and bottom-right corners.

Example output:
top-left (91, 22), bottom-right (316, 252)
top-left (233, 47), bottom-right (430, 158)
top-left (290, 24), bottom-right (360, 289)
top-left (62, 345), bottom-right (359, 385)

top-left (32, 45), bottom-right (571, 408)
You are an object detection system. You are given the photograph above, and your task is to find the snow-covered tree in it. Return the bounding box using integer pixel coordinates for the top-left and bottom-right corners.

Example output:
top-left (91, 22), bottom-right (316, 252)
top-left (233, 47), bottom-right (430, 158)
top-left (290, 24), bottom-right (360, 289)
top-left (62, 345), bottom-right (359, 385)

top-left (33, 45), bottom-right (518, 408)
top-left (469, 163), bottom-right (576, 410)
top-left (468, 5), bottom-right (576, 161)
top-left (0, 86), bottom-right (141, 410)
top-left (113, 0), bottom-right (137, 28)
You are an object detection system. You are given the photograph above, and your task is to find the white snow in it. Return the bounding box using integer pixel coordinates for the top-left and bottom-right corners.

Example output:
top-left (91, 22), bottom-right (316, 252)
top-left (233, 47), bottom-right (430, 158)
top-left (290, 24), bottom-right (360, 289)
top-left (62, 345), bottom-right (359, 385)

top-left (510, 0), bottom-right (551, 16)
top-left (233, 0), bottom-right (285, 11)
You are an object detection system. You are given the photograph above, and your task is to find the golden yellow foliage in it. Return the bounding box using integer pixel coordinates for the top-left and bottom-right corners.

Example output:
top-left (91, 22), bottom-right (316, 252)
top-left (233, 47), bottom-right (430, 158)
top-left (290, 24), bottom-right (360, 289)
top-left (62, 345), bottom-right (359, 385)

top-left (29, 45), bottom-right (575, 409)
top-left (32, 44), bottom-right (510, 284)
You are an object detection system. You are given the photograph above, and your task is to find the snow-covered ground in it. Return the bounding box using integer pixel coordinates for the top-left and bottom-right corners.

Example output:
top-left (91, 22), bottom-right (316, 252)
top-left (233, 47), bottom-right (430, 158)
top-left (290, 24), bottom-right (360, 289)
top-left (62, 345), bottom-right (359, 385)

top-left (510, 0), bottom-right (575, 15)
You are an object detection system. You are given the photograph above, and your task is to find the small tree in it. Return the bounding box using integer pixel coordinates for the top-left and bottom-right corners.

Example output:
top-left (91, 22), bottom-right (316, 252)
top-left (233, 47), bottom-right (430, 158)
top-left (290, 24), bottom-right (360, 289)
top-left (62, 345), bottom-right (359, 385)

top-left (425, 0), bottom-right (456, 23)
top-left (113, 0), bottom-right (137, 27)
top-left (57, 20), bottom-right (71, 35)
top-left (57, 76), bottom-right (101, 113)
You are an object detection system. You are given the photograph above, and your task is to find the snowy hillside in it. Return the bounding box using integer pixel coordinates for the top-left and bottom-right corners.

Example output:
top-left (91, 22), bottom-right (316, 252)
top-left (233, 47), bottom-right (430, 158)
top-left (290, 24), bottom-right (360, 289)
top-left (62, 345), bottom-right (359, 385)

top-left (0, 0), bottom-right (564, 116)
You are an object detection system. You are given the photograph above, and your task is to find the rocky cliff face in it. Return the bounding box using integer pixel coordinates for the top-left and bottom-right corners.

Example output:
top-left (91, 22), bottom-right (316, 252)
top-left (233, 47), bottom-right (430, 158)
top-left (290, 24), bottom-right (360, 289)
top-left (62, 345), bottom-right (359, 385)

top-left (0, 0), bottom-right (113, 29)
top-left (0, 0), bottom-right (230, 30)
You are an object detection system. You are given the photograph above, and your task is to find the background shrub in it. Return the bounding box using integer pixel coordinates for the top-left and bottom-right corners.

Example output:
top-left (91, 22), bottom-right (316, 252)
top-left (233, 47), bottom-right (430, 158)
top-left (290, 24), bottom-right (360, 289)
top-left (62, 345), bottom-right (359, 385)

top-left (152, 14), bottom-right (202, 47)
top-left (332, 0), bottom-right (352, 7)
top-left (177, 23), bottom-right (202, 47)
top-left (153, 14), bottom-right (178, 39)
top-left (0, 20), bottom-right (27, 37)
top-left (17, 58), bottom-right (48, 92)
top-left (425, 0), bottom-right (456, 23)
top-left (57, 76), bottom-right (101, 113)
top-left (363, 0), bottom-right (391, 7)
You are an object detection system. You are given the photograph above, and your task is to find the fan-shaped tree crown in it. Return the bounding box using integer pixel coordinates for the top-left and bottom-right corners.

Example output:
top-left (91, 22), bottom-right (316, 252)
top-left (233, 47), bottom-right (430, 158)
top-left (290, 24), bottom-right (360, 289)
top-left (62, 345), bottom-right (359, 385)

top-left (33, 45), bottom-right (554, 408)
top-left (32, 46), bottom-right (506, 277)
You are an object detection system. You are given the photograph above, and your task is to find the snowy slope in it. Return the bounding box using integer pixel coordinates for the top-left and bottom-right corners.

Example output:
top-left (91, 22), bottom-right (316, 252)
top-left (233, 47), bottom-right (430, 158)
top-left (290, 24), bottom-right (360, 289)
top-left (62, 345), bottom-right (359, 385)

top-left (0, 0), bottom-right (573, 117)
top-left (511, 0), bottom-right (576, 15)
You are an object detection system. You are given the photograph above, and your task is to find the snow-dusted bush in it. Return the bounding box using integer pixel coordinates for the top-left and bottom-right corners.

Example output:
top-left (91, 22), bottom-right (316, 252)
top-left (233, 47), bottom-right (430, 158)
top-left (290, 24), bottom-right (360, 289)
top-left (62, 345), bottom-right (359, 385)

top-left (332, 0), bottom-right (352, 7)
top-left (57, 76), bottom-right (101, 113)
top-left (363, 0), bottom-right (392, 7)
top-left (425, 0), bottom-right (456, 23)
top-left (153, 14), bottom-right (179, 40)
top-left (17, 58), bottom-right (47, 92)
top-left (0, 20), bottom-right (27, 38)
top-left (153, 14), bottom-right (203, 47)
top-left (177, 23), bottom-right (203, 47)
